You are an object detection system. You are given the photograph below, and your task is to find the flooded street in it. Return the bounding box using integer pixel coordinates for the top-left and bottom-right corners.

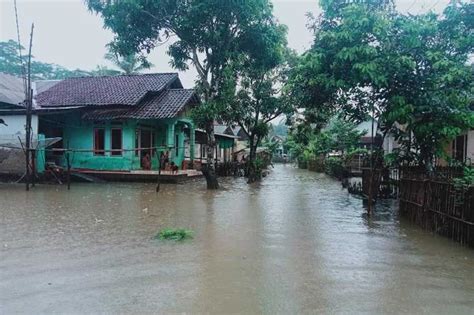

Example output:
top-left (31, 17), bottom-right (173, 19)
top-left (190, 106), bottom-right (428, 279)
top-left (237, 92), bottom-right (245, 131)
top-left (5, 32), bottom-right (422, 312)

top-left (1, 164), bottom-right (473, 314)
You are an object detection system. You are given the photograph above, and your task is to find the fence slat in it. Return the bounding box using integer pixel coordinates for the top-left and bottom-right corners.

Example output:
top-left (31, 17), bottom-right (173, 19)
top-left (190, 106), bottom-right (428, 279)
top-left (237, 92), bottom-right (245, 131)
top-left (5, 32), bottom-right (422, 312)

top-left (400, 167), bottom-right (473, 247)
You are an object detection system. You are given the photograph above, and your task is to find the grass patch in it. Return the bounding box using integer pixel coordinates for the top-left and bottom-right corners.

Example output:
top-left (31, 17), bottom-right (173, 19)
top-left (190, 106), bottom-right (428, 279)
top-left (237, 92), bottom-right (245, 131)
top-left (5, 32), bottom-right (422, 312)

top-left (155, 228), bottom-right (194, 241)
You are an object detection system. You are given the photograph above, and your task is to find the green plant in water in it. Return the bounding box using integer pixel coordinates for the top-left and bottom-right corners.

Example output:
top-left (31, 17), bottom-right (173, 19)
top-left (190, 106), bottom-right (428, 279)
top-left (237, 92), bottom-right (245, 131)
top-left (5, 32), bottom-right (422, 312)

top-left (453, 166), bottom-right (474, 207)
top-left (155, 228), bottom-right (194, 241)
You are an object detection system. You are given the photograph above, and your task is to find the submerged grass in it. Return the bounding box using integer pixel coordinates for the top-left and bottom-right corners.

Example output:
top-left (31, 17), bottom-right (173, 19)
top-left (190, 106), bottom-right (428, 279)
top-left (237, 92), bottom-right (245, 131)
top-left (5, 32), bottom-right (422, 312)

top-left (155, 228), bottom-right (194, 241)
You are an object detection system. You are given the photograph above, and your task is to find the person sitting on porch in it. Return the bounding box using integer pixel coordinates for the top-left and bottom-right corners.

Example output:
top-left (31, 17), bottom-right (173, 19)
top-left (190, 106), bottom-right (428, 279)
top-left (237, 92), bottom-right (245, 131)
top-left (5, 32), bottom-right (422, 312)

top-left (159, 151), bottom-right (170, 170)
top-left (142, 153), bottom-right (151, 170)
top-left (159, 152), bottom-right (165, 170)
top-left (170, 161), bottom-right (179, 174)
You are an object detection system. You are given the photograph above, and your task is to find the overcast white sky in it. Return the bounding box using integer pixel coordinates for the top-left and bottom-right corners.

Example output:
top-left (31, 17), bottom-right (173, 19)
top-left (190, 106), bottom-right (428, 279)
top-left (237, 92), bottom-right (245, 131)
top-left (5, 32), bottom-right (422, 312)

top-left (1, 0), bottom-right (450, 87)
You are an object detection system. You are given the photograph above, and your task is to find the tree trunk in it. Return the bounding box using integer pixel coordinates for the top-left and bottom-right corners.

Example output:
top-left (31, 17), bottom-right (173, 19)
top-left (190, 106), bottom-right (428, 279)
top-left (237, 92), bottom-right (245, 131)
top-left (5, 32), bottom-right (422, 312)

top-left (202, 123), bottom-right (219, 189)
top-left (247, 135), bottom-right (259, 183)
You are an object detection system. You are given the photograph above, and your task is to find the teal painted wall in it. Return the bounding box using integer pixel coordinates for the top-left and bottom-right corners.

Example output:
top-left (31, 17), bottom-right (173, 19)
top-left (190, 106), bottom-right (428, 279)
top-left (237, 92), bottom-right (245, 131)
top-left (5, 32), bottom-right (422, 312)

top-left (173, 123), bottom-right (185, 167)
top-left (218, 137), bottom-right (234, 149)
top-left (41, 114), bottom-right (193, 171)
top-left (61, 115), bottom-right (139, 170)
top-left (36, 134), bottom-right (46, 173)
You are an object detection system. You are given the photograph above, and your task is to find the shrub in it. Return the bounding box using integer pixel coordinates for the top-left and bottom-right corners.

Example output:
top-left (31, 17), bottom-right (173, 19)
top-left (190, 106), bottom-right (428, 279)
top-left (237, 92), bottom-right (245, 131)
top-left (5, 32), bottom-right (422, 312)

top-left (325, 157), bottom-right (345, 179)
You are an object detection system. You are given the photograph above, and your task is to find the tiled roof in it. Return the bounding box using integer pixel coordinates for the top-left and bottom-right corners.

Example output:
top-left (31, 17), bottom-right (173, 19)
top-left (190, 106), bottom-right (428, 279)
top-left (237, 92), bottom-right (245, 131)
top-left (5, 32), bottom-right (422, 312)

top-left (35, 73), bottom-right (179, 107)
top-left (128, 89), bottom-right (196, 119)
top-left (82, 89), bottom-right (198, 120)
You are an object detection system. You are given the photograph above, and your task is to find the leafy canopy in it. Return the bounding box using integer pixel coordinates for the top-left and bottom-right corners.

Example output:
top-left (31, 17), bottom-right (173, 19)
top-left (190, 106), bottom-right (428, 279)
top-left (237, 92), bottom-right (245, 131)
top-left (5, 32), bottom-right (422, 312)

top-left (0, 40), bottom-right (91, 80)
top-left (286, 0), bottom-right (473, 168)
top-left (87, 0), bottom-right (286, 127)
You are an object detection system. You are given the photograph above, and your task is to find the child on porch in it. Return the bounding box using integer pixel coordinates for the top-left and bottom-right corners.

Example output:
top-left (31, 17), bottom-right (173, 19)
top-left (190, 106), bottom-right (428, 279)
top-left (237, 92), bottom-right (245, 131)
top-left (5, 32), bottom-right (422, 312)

top-left (170, 161), bottom-right (179, 174)
top-left (142, 153), bottom-right (151, 170)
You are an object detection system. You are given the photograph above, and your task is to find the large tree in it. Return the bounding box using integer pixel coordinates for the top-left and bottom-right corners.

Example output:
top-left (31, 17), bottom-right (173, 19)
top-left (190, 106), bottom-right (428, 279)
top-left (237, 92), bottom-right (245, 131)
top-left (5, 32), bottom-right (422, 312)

top-left (286, 0), bottom-right (472, 214)
top-left (381, 2), bottom-right (473, 170)
top-left (288, 0), bottom-right (473, 170)
top-left (221, 46), bottom-right (293, 183)
top-left (286, 0), bottom-right (395, 127)
top-left (87, 0), bottom-right (285, 189)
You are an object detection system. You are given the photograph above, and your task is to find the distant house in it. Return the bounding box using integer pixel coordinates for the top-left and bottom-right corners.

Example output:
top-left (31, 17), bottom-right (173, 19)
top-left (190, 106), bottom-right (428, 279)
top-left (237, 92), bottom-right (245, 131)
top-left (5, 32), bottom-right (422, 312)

top-left (193, 125), bottom-right (236, 166)
top-left (270, 135), bottom-right (286, 157)
top-left (0, 73), bottom-right (39, 139)
top-left (230, 125), bottom-right (249, 153)
top-left (0, 73), bottom-right (40, 175)
top-left (354, 118), bottom-right (384, 150)
top-left (35, 73), bottom-right (200, 172)
top-left (447, 131), bottom-right (474, 164)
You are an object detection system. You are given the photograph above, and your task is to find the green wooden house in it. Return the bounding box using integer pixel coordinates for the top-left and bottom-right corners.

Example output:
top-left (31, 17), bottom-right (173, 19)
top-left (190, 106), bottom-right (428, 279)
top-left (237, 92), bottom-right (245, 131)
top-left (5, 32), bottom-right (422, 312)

top-left (35, 73), bottom-right (200, 172)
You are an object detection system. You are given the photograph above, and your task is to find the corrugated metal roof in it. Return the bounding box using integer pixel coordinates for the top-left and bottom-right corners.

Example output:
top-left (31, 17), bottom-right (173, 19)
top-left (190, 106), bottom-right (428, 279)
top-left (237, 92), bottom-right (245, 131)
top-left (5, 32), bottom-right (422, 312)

top-left (0, 73), bottom-right (25, 106)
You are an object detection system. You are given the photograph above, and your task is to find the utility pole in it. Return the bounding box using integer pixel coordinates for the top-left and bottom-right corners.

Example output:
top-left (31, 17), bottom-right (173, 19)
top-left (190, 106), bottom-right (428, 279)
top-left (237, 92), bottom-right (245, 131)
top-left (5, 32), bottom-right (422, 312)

top-left (25, 24), bottom-right (34, 191)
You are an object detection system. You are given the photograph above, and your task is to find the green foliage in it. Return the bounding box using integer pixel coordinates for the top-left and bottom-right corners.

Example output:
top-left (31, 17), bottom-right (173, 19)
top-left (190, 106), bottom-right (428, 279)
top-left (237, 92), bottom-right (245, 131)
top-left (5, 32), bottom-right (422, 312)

top-left (104, 45), bottom-right (153, 74)
top-left (155, 228), bottom-right (194, 241)
top-left (88, 0), bottom-right (288, 186)
top-left (0, 40), bottom-right (91, 80)
top-left (453, 166), bottom-right (474, 206)
top-left (252, 157), bottom-right (265, 178)
top-left (345, 147), bottom-right (369, 164)
top-left (325, 157), bottom-right (345, 178)
top-left (381, 3), bottom-right (474, 168)
top-left (287, 0), bottom-right (473, 170)
top-left (87, 0), bottom-right (284, 102)
top-left (0, 39), bottom-right (149, 79)
top-left (270, 120), bottom-right (289, 138)
top-left (285, 116), bottom-right (365, 162)
top-left (262, 137), bottom-right (280, 155)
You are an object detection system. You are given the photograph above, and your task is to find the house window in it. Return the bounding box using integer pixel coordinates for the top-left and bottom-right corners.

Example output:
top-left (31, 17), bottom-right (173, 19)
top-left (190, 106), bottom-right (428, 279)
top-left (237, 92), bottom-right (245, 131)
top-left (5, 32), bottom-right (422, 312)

top-left (111, 128), bottom-right (123, 156)
top-left (94, 128), bottom-right (105, 156)
top-left (452, 134), bottom-right (467, 162)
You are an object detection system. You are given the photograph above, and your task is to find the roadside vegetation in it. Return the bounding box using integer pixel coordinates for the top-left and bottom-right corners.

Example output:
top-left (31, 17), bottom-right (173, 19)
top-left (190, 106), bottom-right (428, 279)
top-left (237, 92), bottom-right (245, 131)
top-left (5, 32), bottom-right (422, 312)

top-left (285, 0), bottom-right (472, 174)
top-left (3, 0), bottom-right (471, 189)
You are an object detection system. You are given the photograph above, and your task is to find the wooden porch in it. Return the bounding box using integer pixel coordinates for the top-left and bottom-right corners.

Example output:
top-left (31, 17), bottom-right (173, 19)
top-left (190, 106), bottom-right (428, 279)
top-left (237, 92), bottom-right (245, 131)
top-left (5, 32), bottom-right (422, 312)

top-left (71, 168), bottom-right (202, 183)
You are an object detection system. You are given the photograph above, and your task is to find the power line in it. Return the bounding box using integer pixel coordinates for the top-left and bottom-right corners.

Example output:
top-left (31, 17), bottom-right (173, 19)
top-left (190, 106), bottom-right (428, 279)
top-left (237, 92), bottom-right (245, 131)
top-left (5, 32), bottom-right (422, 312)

top-left (406, 0), bottom-right (418, 14)
top-left (13, 0), bottom-right (27, 96)
top-left (427, 0), bottom-right (443, 13)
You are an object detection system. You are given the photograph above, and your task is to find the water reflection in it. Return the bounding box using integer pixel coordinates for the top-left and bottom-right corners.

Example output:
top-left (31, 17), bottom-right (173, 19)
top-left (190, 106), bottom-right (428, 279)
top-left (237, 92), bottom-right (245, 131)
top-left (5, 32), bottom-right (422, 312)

top-left (1, 164), bottom-right (473, 313)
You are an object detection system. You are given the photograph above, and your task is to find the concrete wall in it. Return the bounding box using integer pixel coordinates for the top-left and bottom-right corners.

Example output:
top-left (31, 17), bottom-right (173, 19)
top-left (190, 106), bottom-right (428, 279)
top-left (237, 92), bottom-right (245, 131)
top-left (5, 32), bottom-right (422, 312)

top-left (0, 115), bottom-right (39, 175)
top-left (0, 147), bottom-right (25, 174)
top-left (0, 115), bottom-right (38, 140)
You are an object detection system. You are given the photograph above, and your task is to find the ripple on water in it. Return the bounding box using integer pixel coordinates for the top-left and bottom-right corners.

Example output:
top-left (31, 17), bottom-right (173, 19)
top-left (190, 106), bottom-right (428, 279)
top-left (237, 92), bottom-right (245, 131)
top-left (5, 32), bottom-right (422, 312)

top-left (1, 165), bottom-right (473, 314)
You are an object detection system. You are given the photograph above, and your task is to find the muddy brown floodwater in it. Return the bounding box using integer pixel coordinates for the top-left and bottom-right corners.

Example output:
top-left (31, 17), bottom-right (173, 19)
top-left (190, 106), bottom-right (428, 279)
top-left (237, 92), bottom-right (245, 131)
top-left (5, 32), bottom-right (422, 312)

top-left (1, 165), bottom-right (473, 314)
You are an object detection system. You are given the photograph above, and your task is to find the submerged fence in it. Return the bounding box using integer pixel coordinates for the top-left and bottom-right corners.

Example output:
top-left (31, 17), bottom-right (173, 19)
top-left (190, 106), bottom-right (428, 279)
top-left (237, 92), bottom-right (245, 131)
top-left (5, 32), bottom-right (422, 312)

top-left (399, 167), bottom-right (474, 247)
